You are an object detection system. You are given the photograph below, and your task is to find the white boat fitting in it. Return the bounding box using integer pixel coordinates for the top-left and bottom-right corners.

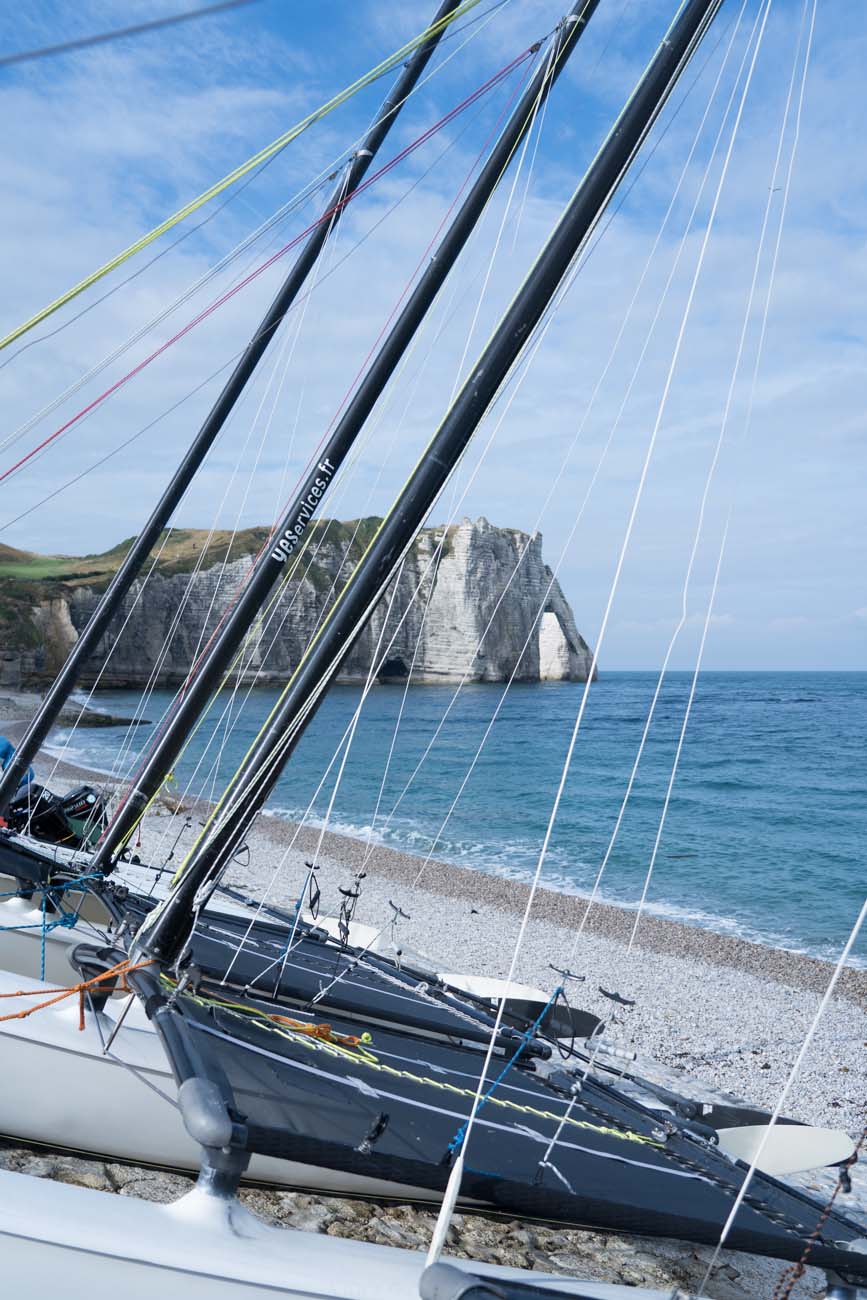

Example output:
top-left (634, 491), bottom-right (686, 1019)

top-left (0, 1166), bottom-right (691, 1300)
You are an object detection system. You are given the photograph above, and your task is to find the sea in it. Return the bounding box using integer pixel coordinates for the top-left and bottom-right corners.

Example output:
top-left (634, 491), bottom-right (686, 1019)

top-left (52, 671), bottom-right (866, 967)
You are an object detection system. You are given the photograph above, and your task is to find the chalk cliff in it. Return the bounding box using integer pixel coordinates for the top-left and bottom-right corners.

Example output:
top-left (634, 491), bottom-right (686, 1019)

top-left (0, 519), bottom-right (594, 688)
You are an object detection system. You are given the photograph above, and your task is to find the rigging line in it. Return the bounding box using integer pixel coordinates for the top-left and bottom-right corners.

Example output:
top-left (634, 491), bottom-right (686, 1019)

top-left (200, 347), bottom-right (311, 809)
top-left (699, 898), bottom-right (867, 1295)
top-left (173, 0), bottom-right (739, 897)
top-left (538, 0), bottom-right (774, 975)
top-left (532, 0), bottom-right (774, 925)
top-left (296, 29), bottom-right (555, 859)
top-left (154, 254), bottom-right (473, 847)
top-left (194, 250), bottom-right (584, 915)
top-left (0, 188), bottom-right (334, 474)
top-left (623, 6), bottom-right (816, 956)
top-left (241, 57), bottom-right (528, 679)
top-left (521, 0), bottom-right (778, 1189)
top-left (436, 7), bottom-right (774, 1216)
top-left (259, 573), bottom-right (409, 990)
top-left (428, 8), bottom-right (778, 1251)
top-left (111, 63), bottom-right (533, 847)
top-left (0, 0), bottom-right (490, 353)
top-left (0, 140), bottom-right (295, 378)
top-left (45, 301), bottom-right (299, 796)
top-left (0, 166), bottom-right (336, 458)
top-left (200, 185), bottom-right (355, 808)
top-left (91, 337), bottom-right (287, 788)
top-left (0, 0), bottom-right (508, 438)
top-left (685, 18), bottom-right (828, 1275)
top-left (351, 6), bottom-right (750, 852)
top-left (626, 518), bottom-right (731, 956)
top-left (202, 222), bottom-right (612, 934)
top-left (199, 185), bottom-right (354, 729)
top-left (0, 1), bottom-right (258, 68)
top-left (359, 37), bottom-right (563, 866)
top-left (586, 0), bottom-right (816, 957)
top-left (564, 0), bottom-right (769, 951)
top-left (195, 166), bottom-right (671, 911)
top-left (510, 20), bottom-right (559, 255)
top-left (0, 65), bottom-right (501, 536)
top-left (182, 284), bottom-right (481, 934)
top-left (0, 50), bottom-right (537, 489)
top-left (119, 293), bottom-right (464, 848)
top-left (280, 9), bottom-right (614, 873)
top-left (39, 527), bottom-right (179, 790)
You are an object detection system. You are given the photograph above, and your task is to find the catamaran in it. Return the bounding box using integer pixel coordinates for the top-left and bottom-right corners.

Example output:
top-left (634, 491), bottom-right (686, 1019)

top-left (0, 0), bottom-right (864, 1295)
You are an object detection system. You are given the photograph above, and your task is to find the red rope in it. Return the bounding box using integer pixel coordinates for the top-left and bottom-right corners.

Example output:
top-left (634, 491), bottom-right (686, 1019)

top-left (101, 47), bottom-right (539, 839)
top-left (1, 47), bottom-right (535, 488)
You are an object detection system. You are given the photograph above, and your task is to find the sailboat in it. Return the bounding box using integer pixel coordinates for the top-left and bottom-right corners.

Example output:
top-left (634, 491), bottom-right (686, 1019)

top-left (0, 0), bottom-right (610, 1192)
top-left (0, 0), bottom-right (597, 988)
top-left (0, 0), bottom-right (864, 1293)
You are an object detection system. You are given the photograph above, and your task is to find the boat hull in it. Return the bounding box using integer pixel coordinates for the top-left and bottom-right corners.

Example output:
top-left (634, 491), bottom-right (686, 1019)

top-left (0, 970), bottom-right (444, 1200)
top-left (1, 1168), bottom-right (675, 1299)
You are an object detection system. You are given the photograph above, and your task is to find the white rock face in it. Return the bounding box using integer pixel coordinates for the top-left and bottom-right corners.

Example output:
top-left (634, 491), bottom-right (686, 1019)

top-left (538, 611), bottom-right (575, 681)
top-left (64, 517), bottom-right (595, 687)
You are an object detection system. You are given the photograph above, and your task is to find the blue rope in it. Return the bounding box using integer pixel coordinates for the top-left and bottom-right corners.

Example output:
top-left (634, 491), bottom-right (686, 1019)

top-left (40, 890), bottom-right (47, 980)
top-left (0, 872), bottom-right (106, 981)
top-left (447, 985), bottom-right (563, 1156)
top-left (0, 871), bottom-right (105, 900)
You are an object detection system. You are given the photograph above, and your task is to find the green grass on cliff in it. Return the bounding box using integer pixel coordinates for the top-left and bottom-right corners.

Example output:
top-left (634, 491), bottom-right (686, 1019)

top-left (0, 518), bottom-right (470, 666)
top-left (0, 522), bottom-right (384, 655)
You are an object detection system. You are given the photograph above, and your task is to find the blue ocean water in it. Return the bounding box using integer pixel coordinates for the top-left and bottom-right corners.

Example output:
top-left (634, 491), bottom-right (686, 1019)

top-left (53, 672), bottom-right (866, 965)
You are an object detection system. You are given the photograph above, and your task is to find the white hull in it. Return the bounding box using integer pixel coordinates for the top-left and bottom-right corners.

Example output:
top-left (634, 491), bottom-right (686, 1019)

top-left (0, 969), bottom-right (436, 1200)
top-left (0, 1167), bottom-right (682, 1299)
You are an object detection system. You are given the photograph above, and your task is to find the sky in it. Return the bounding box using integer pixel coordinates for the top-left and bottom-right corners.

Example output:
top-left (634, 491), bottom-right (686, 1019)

top-left (0, 0), bottom-right (865, 671)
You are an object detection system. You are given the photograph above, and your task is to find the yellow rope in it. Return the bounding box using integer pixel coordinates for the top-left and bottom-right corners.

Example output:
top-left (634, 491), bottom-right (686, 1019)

top-left (182, 984), bottom-right (660, 1150)
top-left (0, 0), bottom-right (484, 354)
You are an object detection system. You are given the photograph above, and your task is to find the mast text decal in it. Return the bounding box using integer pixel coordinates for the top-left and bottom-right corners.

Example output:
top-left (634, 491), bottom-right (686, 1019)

top-left (271, 459), bottom-right (336, 562)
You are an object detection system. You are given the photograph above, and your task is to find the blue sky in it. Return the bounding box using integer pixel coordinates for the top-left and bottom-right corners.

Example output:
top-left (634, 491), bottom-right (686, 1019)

top-left (0, 0), bottom-right (865, 670)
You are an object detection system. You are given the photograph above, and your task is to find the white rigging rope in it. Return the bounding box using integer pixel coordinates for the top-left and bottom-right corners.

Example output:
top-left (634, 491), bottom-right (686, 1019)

top-left (0, 0), bottom-right (516, 457)
top-left (622, 1), bottom-right (818, 954)
top-left (136, 90), bottom-right (522, 860)
top-left (424, 0), bottom-right (775, 1264)
top-left (203, 127), bottom-right (709, 945)
top-left (362, 0), bottom-right (752, 877)
top-left (312, 27), bottom-right (560, 878)
top-left (39, 59), bottom-right (523, 832)
top-left (131, 38), bottom-right (560, 860)
top-left (570, 0), bottom-right (813, 956)
top-left (698, 896), bottom-right (866, 1294)
top-left (208, 35), bottom-right (579, 963)
top-left (179, 0), bottom-right (748, 949)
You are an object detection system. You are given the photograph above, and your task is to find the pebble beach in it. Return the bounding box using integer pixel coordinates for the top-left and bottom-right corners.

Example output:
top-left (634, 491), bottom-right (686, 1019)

top-left (1, 693), bottom-right (865, 1298)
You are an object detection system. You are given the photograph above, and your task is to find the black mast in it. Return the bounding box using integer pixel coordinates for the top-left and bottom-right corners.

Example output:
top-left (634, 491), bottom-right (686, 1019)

top-left (0, 0), bottom-right (463, 815)
top-left (142, 0), bottom-right (725, 965)
top-left (90, 0), bottom-right (602, 871)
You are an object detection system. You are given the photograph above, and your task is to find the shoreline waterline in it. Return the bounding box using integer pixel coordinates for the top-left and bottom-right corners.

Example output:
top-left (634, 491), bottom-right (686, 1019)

top-left (21, 672), bottom-right (866, 971)
top-left (3, 698), bottom-right (865, 1006)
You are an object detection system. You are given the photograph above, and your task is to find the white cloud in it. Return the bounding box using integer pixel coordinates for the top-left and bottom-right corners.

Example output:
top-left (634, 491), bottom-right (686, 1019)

top-left (1, 0), bottom-right (865, 670)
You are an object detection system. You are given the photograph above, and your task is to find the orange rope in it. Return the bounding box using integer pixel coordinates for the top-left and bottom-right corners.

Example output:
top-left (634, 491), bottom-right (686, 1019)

top-left (267, 1013), bottom-right (362, 1047)
top-left (0, 958), bottom-right (154, 1030)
